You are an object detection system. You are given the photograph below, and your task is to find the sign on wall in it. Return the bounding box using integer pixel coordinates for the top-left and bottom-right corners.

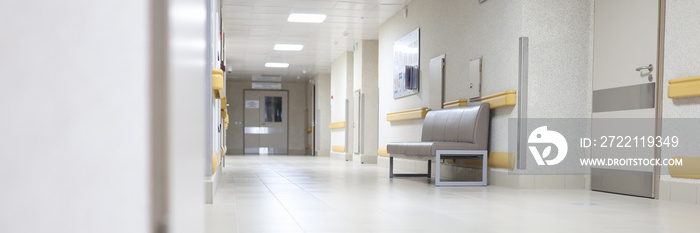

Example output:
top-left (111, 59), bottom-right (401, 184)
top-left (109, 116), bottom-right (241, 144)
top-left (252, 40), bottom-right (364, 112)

top-left (393, 28), bottom-right (420, 99)
top-left (245, 100), bottom-right (259, 109)
top-left (252, 82), bottom-right (282, 90)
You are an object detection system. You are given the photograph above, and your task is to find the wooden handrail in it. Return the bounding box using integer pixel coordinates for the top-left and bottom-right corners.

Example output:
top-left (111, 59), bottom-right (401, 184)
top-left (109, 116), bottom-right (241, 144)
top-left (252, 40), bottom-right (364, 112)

top-left (329, 121), bottom-right (346, 129)
top-left (386, 107), bottom-right (429, 121)
top-left (443, 99), bottom-right (468, 109)
top-left (481, 90), bottom-right (516, 109)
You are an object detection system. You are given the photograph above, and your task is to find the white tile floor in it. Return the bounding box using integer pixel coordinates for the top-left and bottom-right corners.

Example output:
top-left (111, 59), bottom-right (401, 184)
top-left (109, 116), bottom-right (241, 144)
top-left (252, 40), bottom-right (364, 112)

top-left (206, 155), bottom-right (700, 233)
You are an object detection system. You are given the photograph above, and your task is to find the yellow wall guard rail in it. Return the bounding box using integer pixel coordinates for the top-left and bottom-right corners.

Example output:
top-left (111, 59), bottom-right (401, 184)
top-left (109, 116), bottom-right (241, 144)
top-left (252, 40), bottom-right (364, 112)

top-left (668, 76), bottom-right (700, 99)
top-left (386, 107), bottom-right (429, 121)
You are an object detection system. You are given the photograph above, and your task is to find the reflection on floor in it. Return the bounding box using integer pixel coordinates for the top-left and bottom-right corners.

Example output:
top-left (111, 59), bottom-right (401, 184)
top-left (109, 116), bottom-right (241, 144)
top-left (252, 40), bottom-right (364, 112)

top-left (206, 155), bottom-right (700, 233)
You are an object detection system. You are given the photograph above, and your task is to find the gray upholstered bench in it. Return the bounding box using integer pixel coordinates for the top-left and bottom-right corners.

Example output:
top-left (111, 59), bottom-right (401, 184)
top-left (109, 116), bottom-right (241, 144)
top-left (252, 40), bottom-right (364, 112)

top-left (387, 103), bottom-right (490, 186)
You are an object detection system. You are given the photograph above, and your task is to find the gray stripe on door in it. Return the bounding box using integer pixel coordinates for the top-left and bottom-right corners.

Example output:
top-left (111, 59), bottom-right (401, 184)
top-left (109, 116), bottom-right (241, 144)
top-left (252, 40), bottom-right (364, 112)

top-left (592, 83), bottom-right (655, 113)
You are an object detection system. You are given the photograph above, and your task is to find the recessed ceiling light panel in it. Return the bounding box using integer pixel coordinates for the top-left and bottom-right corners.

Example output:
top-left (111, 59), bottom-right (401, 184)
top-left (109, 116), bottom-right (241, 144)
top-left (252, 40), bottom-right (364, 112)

top-left (265, 62), bottom-right (289, 68)
top-left (287, 13), bottom-right (327, 23)
top-left (274, 44), bottom-right (304, 51)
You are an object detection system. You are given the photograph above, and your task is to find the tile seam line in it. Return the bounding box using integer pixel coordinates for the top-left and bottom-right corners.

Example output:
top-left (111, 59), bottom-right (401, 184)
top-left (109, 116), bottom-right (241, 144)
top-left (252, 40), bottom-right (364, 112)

top-left (259, 161), bottom-right (309, 233)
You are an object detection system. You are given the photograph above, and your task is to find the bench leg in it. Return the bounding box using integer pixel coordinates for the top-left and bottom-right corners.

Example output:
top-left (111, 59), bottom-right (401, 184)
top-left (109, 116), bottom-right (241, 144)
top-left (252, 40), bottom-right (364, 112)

top-left (435, 150), bottom-right (488, 187)
top-left (389, 157), bottom-right (432, 179)
top-left (390, 157), bottom-right (394, 178)
top-left (427, 160), bottom-right (431, 178)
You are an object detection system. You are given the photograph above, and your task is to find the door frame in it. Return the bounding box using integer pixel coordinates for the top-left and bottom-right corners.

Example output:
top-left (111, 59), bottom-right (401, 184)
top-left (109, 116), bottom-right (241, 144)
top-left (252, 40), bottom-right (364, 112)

top-left (353, 89), bottom-right (362, 155)
top-left (311, 83), bottom-right (316, 156)
top-left (652, 0), bottom-right (666, 199)
top-left (242, 89), bottom-right (290, 155)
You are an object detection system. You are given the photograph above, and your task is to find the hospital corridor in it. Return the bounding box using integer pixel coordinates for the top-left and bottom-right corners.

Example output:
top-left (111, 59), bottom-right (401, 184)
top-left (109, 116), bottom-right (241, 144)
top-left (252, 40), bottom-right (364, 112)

top-left (2, 0), bottom-right (700, 232)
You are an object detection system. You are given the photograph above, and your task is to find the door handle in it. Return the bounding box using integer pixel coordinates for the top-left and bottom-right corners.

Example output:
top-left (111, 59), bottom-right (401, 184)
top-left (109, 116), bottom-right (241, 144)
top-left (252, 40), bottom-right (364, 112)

top-left (635, 64), bottom-right (653, 72)
top-left (635, 64), bottom-right (654, 82)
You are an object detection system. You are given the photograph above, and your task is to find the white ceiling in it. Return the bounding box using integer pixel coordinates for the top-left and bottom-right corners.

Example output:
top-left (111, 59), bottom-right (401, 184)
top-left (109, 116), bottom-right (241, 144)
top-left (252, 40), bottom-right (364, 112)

top-left (222, 0), bottom-right (411, 82)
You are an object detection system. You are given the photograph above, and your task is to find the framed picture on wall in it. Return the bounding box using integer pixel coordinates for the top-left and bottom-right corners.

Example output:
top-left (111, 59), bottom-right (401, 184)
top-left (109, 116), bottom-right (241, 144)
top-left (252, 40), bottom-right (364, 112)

top-left (393, 28), bottom-right (420, 99)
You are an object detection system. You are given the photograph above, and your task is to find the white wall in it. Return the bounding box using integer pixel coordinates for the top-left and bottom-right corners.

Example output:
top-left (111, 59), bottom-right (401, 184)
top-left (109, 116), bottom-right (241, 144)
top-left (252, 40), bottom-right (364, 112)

top-left (659, 0), bottom-right (700, 204)
top-left (330, 52), bottom-right (353, 160)
top-left (354, 40), bottom-right (380, 164)
top-left (501, 0), bottom-right (594, 189)
top-left (354, 43), bottom-right (364, 94)
top-left (344, 53), bottom-right (355, 161)
top-left (0, 1), bottom-right (150, 232)
top-left (0, 0), bottom-right (207, 232)
top-left (523, 0), bottom-right (594, 119)
top-left (377, 0), bottom-right (523, 169)
top-left (167, 0), bottom-right (207, 232)
top-left (378, 0), bottom-right (523, 155)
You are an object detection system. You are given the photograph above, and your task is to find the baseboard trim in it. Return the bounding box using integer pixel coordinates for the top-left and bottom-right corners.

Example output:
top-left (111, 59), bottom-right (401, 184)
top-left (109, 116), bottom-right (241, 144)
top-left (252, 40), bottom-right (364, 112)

top-left (658, 179), bottom-right (699, 204)
top-left (353, 154), bottom-right (378, 164)
top-left (316, 150), bottom-right (330, 157)
top-left (288, 149), bottom-right (306, 155)
top-left (330, 152), bottom-right (347, 161)
top-left (204, 162), bottom-right (222, 204)
top-left (227, 148), bottom-right (244, 155)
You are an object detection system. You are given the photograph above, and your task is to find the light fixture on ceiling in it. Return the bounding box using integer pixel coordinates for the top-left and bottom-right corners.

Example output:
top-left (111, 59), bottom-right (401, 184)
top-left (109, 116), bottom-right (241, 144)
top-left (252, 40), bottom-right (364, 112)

top-left (287, 13), bottom-right (327, 23)
top-left (265, 62), bottom-right (289, 68)
top-left (274, 44), bottom-right (304, 51)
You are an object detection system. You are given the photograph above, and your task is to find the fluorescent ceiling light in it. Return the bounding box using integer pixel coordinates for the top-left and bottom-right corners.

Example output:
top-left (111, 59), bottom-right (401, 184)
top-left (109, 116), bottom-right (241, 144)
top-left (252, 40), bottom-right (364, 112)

top-left (274, 44), bottom-right (304, 51)
top-left (287, 13), bottom-right (327, 23)
top-left (265, 62), bottom-right (289, 68)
